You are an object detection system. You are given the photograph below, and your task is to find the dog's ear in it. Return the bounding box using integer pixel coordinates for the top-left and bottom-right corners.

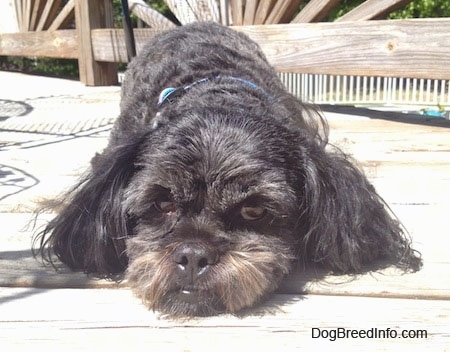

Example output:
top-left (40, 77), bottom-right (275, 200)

top-left (34, 137), bottom-right (145, 277)
top-left (297, 141), bottom-right (422, 273)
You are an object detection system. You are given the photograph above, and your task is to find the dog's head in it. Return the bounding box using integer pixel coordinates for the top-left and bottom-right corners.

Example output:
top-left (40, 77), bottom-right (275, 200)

top-left (123, 102), bottom-right (303, 316)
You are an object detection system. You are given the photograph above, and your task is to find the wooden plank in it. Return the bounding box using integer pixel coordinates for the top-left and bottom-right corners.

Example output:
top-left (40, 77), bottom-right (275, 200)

top-left (279, 0), bottom-right (305, 23)
top-left (74, 0), bottom-right (117, 86)
top-left (19, 0), bottom-right (26, 31)
top-left (91, 28), bottom-right (162, 63)
top-left (35, 0), bottom-right (59, 31)
top-left (14, 0), bottom-right (23, 32)
top-left (46, 0), bottom-right (63, 30)
top-left (0, 29), bottom-right (78, 58)
top-left (165, 0), bottom-right (196, 24)
top-left (234, 19), bottom-right (450, 80)
top-left (193, 0), bottom-right (220, 22)
top-left (337, 0), bottom-right (413, 22)
top-left (219, 0), bottom-right (230, 25)
top-left (230, 0), bottom-right (244, 25)
top-left (285, 251), bottom-right (450, 300)
top-left (90, 19), bottom-right (450, 80)
top-left (162, 0), bottom-right (219, 24)
top-left (22, 0), bottom-right (31, 31)
top-left (265, 0), bottom-right (301, 24)
top-left (29, 0), bottom-right (44, 31)
top-left (254, 0), bottom-right (275, 24)
top-left (48, 0), bottom-right (74, 31)
top-left (0, 288), bottom-right (448, 349)
top-left (292, 0), bottom-right (341, 23)
top-left (243, 0), bottom-right (258, 25)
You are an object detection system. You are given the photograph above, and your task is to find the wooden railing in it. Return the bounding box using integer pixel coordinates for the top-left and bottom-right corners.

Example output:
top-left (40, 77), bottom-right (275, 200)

top-left (0, 1), bottom-right (449, 86)
top-left (0, 0), bottom-right (117, 85)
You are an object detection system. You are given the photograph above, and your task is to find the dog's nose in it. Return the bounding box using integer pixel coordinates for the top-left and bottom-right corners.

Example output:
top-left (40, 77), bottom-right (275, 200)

top-left (173, 244), bottom-right (218, 280)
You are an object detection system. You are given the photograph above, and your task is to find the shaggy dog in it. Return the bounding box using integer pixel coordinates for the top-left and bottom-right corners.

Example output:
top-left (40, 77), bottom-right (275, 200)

top-left (34, 22), bottom-right (421, 317)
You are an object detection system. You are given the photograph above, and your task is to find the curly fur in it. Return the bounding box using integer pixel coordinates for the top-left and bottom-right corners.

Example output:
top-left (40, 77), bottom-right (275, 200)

top-left (34, 22), bottom-right (422, 317)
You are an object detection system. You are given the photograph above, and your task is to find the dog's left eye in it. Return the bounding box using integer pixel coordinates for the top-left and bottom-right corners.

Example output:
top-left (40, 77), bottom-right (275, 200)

top-left (155, 200), bottom-right (177, 214)
top-left (240, 205), bottom-right (266, 221)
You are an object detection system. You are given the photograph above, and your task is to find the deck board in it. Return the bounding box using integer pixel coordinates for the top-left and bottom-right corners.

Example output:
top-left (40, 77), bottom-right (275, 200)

top-left (1, 288), bottom-right (448, 350)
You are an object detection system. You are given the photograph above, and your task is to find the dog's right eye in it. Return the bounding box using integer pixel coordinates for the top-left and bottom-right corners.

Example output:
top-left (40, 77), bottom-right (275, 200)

top-left (240, 205), bottom-right (266, 221)
top-left (154, 199), bottom-right (177, 214)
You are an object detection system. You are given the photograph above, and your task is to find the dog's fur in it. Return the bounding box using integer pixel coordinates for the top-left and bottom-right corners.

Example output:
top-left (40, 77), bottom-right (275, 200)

top-left (34, 22), bottom-right (422, 317)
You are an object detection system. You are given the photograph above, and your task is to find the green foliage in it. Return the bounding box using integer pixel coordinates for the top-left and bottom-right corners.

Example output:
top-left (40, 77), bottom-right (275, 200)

top-left (326, 0), bottom-right (365, 21)
top-left (0, 57), bottom-right (79, 79)
top-left (389, 0), bottom-right (450, 19)
top-left (32, 58), bottom-right (79, 78)
top-left (300, 0), bottom-right (450, 20)
top-left (145, 0), bottom-right (170, 14)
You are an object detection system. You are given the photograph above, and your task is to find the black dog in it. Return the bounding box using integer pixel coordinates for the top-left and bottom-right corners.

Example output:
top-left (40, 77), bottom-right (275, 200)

top-left (35, 22), bottom-right (421, 317)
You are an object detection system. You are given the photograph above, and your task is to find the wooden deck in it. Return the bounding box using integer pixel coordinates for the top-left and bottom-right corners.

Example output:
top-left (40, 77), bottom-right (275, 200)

top-left (1, 72), bottom-right (449, 350)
